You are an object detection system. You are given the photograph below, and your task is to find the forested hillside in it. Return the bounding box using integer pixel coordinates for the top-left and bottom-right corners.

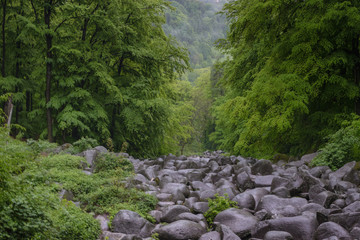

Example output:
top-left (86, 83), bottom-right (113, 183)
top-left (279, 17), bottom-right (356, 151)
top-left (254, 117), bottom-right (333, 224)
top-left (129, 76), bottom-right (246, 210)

top-left (212, 0), bottom-right (360, 167)
top-left (163, 0), bottom-right (226, 68)
top-left (0, 0), bottom-right (192, 157)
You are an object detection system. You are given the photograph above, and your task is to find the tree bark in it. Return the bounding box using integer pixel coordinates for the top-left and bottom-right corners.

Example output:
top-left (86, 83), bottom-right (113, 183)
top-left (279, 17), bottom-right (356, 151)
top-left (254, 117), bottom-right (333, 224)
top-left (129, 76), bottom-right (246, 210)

top-left (45, 1), bottom-right (53, 142)
top-left (353, 37), bottom-right (360, 115)
top-left (1, 0), bottom-right (6, 77)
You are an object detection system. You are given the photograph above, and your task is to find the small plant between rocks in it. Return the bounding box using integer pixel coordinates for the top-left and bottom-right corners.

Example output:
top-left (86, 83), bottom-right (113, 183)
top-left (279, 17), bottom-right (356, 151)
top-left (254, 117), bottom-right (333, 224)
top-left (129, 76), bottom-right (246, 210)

top-left (204, 194), bottom-right (238, 227)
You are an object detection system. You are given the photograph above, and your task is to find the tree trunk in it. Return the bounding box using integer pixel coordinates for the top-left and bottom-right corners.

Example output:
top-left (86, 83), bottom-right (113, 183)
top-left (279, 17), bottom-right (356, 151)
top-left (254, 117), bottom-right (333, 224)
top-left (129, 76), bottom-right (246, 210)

top-left (1, 0), bottom-right (6, 77)
top-left (45, 1), bottom-right (53, 142)
top-left (353, 37), bottom-right (360, 115)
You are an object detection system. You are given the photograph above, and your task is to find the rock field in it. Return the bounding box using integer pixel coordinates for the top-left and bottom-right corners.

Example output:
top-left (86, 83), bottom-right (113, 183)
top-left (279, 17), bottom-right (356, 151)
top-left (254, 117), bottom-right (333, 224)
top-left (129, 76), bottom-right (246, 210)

top-left (92, 150), bottom-right (360, 240)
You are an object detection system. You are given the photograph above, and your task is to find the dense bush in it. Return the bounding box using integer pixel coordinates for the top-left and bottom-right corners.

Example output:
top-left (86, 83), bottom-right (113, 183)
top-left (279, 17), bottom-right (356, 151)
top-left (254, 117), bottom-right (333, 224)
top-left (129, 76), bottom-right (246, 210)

top-left (312, 118), bottom-right (360, 170)
top-left (94, 153), bottom-right (133, 173)
top-left (50, 200), bottom-right (101, 240)
top-left (0, 130), bottom-right (157, 239)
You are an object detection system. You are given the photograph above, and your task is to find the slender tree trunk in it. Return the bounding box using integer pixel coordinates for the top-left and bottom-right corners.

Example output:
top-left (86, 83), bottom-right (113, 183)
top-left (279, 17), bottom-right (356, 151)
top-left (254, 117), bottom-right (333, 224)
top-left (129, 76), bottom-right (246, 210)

top-left (1, 0), bottom-right (6, 77)
top-left (353, 37), bottom-right (360, 115)
top-left (45, 1), bottom-right (53, 142)
top-left (81, 18), bottom-right (89, 41)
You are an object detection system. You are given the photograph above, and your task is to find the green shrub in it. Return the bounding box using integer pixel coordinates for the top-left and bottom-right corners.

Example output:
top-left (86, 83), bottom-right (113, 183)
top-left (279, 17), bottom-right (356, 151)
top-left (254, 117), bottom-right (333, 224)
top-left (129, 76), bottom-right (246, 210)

top-left (0, 188), bottom-right (51, 240)
top-left (27, 139), bottom-right (58, 154)
top-left (82, 185), bottom-right (157, 222)
top-left (39, 154), bottom-right (85, 170)
top-left (72, 137), bottom-right (99, 153)
top-left (204, 194), bottom-right (237, 227)
top-left (312, 118), bottom-right (360, 170)
top-left (50, 200), bottom-right (101, 240)
top-left (94, 153), bottom-right (133, 173)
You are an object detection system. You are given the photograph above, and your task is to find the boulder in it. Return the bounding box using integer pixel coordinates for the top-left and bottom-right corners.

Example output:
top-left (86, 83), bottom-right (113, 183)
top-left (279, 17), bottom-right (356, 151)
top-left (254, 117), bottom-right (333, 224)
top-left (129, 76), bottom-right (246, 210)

top-left (264, 231), bottom-right (294, 240)
top-left (311, 191), bottom-right (337, 208)
top-left (256, 195), bottom-right (308, 217)
top-left (193, 202), bottom-right (209, 214)
top-left (328, 212), bottom-right (360, 229)
top-left (314, 222), bottom-right (351, 240)
top-left (173, 212), bottom-right (202, 222)
top-left (160, 205), bottom-right (191, 223)
top-left (112, 210), bottom-right (154, 238)
top-left (254, 175), bottom-right (276, 188)
top-left (199, 231), bottom-right (221, 240)
top-left (215, 223), bottom-right (241, 240)
top-left (213, 208), bottom-right (258, 238)
top-left (96, 215), bottom-right (109, 231)
top-left (251, 159), bottom-right (273, 175)
top-left (232, 192), bottom-right (256, 210)
top-left (153, 220), bottom-right (206, 240)
top-left (252, 213), bottom-right (318, 240)
top-left (236, 171), bottom-right (255, 190)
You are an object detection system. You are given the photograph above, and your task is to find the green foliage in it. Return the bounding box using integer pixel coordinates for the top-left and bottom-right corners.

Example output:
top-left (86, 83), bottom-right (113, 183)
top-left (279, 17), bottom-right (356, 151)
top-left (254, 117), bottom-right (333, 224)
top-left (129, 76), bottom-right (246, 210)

top-left (50, 200), bottom-right (101, 240)
top-left (204, 194), bottom-right (237, 227)
top-left (0, 133), bottom-right (157, 239)
top-left (312, 117), bottom-right (360, 170)
top-left (0, 0), bottom-right (190, 157)
top-left (26, 139), bottom-right (58, 154)
top-left (72, 137), bottom-right (99, 153)
top-left (213, 0), bottom-right (360, 158)
top-left (94, 153), bottom-right (133, 173)
top-left (0, 188), bottom-right (50, 240)
top-left (83, 186), bottom-right (157, 223)
top-left (39, 154), bottom-right (84, 171)
top-left (164, 0), bottom-right (226, 68)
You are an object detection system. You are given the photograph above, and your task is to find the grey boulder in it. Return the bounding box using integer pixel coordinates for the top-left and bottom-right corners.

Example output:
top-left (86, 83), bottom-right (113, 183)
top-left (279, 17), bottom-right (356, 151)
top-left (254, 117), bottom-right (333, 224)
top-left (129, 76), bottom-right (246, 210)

top-left (112, 210), bottom-right (154, 238)
top-left (153, 220), bottom-right (206, 240)
top-left (213, 208), bottom-right (258, 238)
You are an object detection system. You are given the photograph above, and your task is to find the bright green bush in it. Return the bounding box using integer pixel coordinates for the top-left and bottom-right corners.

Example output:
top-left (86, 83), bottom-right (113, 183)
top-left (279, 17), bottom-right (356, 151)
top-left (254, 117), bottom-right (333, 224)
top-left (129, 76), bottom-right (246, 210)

top-left (39, 154), bottom-right (85, 170)
top-left (204, 194), bottom-right (237, 227)
top-left (0, 189), bottom-right (50, 240)
top-left (94, 153), bottom-right (133, 173)
top-left (312, 118), bottom-right (360, 170)
top-left (50, 200), bottom-right (101, 240)
top-left (82, 185), bottom-right (157, 222)
top-left (72, 137), bottom-right (99, 153)
top-left (27, 139), bottom-right (58, 154)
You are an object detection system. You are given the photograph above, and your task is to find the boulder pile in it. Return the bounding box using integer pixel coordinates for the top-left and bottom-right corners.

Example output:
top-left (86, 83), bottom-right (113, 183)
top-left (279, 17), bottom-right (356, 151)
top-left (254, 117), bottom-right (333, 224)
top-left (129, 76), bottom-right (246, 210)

top-left (100, 151), bottom-right (360, 240)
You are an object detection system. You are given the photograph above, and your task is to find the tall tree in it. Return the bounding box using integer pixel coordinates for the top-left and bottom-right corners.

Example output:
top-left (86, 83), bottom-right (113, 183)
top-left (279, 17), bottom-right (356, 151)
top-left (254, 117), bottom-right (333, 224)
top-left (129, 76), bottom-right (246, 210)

top-left (214, 0), bottom-right (360, 157)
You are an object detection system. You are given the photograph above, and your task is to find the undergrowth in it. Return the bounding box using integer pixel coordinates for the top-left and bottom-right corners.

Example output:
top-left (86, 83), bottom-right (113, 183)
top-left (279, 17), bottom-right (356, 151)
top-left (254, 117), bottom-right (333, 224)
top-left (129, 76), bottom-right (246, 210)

top-left (0, 129), bottom-right (157, 239)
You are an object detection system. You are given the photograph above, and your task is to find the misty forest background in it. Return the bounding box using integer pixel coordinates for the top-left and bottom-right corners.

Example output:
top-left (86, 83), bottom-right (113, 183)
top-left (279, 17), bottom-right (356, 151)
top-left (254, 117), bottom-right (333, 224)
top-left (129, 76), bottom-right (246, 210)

top-left (1, 0), bottom-right (360, 165)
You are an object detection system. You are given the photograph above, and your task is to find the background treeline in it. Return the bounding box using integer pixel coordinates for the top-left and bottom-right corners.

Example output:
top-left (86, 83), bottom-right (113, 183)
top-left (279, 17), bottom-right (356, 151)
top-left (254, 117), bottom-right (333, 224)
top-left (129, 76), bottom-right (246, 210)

top-left (163, 0), bottom-right (226, 69)
top-left (0, 0), bottom-right (193, 158)
top-left (210, 0), bottom-right (360, 165)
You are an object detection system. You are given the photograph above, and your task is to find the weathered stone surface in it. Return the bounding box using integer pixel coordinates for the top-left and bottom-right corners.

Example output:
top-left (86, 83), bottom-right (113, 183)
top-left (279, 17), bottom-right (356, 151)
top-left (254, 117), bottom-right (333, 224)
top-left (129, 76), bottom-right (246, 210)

top-left (153, 220), bottom-right (206, 240)
top-left (315, 222), bottom-right (351, 240)
top-left (193, 202), bottom-right (209, 214)
top-left (254, 175), bottom-right (275, 188)
top-left (215, 223), bottom-right (241, 240)
top-left (312, 191), bottom-right (337, 208)
top-left (198, 231), bottom-right (221, 240)
top-left (251, 159), bottom-right (273, 175)
top-left (160, 205), bottom-right (191, 223)
top-left (256, 195), bottom-right (308, 217)
top-left (264, 231), bottom-right (294, 240)
top-left (232, 192), bottom-right (256, 210)
top-left (96, 215), bottom-right (109, 231)
top-left (213, 208), bottom-right (258, 238)
top-left (252, 213), bottom-right (318, 240)
top-left (112, 210), bottom-right (154, 238)
top-left (173, 212), bottom-right (202, 222)
top-left (328, 212), bottom-right (360, 229)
